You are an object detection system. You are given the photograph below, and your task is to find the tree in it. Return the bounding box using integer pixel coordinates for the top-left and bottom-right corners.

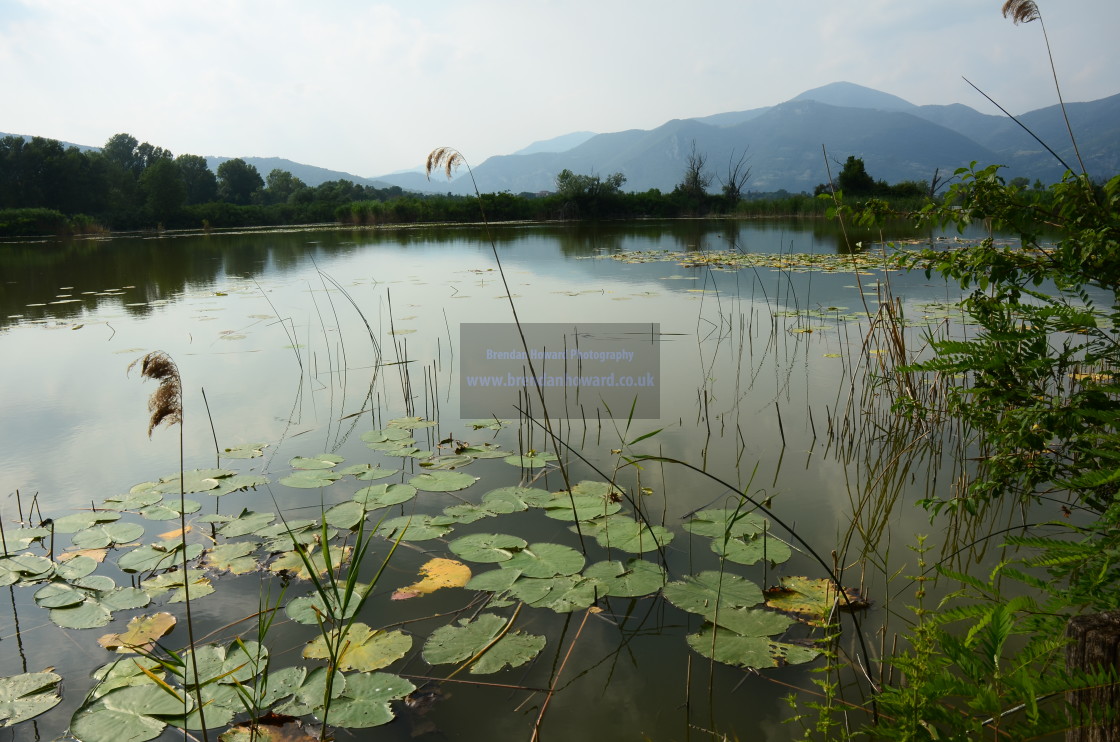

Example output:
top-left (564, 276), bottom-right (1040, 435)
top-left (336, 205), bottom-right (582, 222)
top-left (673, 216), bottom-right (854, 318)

top-left (102, 133), bottom-right (142, 175)
top-left (679, 140), bottom-right (712, 197)
top-left (140, 158), bottom-right (186, 223)
top-left (175, 154), bottom-right (217, 205)
top-left (216, 158), bottom-right (263, 205)
top-left (553, 169), bottom-right (626, 218)
top-left (836, 155), bottom-right (875, 196)
top-left (718, 148), bottom-right (752, 206)
top-left (264, 169), bottom-right (307, 204)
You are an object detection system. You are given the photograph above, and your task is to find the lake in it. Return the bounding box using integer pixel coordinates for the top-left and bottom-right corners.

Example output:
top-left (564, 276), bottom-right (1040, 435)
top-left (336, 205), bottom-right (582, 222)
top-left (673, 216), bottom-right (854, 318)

top-left (0, 219), bottom-right (986, 740)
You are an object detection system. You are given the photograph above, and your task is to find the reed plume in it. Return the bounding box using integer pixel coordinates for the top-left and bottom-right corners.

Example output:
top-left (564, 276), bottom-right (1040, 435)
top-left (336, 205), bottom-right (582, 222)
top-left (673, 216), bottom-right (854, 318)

top-left (128, 351), bottom-right (183, 436)
top-left (425, 147), bottom-right (464, 181)
top-left (1001, 0), bottom-right (1039, 24)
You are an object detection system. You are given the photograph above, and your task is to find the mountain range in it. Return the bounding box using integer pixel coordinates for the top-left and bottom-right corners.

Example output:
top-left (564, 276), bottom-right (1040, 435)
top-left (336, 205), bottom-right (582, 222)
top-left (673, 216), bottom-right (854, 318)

top-left (6, 82), bottom-right (1118, 196)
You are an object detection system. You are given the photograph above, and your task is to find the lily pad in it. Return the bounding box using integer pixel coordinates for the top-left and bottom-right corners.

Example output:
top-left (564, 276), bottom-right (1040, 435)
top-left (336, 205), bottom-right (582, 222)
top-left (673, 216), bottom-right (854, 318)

top-left (0, 527), bottom-right (51, 555)
top-left (285, 583), bottom-right (369, 625)
top-left (377, 515), bottom-right (455, 542)
top-left (683, 508), bottom-right (768, 539)
top-left (361, 428), bottom-right (413, 444)
top-left (209, 474), bottom-right (270, 496)
top-left (275, 667), bottom-right (346, 717)
top-left (221, 442), bottom-right (267, 459)
top-left (72, 522), bottom-right (145, 549)
top-left (456, 443), bottom-right (512, 458)
top-left (268, 545), bottom-right (351, 580)
top-left (353, 483), bottom-right (416, 509)
top-left (501, 542), bottom-right (584, 578)
top-left (203, 541), bottom-right (260, 575)
top-left (392, 558), bottom-right (471, 599)
top-left (408, 470), bottom-right (479, 493)
top-left (141, 569), bottom-right (214, 603)
top-left (543, 494), bottom-right (622, 522)
top-left (288, 454), bottom-right (345, 470)
top-left (325, 672), bottom-right (415, 728)
top-left (481, 487), bottom-right (552, 512)
top-left (466, 568), bottom-right (522, 594)
top-left (0, 554), bottom-right (55, 586)
top-left (509, 574), bottom-right (603, 612)
top-left (303, 623), bottom-right (412, 672)
top-left (449, 533), bottom-right (527, 563)
top-left (97, 612), bottom-right (177, 653)
top-left (686, 624), bottom-right (820, 669)
top-left (711, 532), bottom-right (792, 566)
top-left (116, 540), bottom-right (203, 573)
top-left (153, 468), bottom-right (236, 494)
top-left (42, 581), bottom-right (150, 629)
top-left (420, 454), bottom-right (474, 470)
top-left (763, 576), bottom-right (868, 626)
top-left (339, 464), bottom-right (399, 480)
top-left (663, 571), bottom-right (764, 618)
top-left (324, 500), bottom-right (367, 530)
top-left (69, 683), bottom-right (188, 742)
top-left (586, 516), bottom-right (672, 553)
top-left (137, 498), bottom-right (201, 521)
top-left (52, 511), bottom-right (121, 534)
top-left (423, 614), bottom-right (545, 674)
top-left (218, 511), bottom-right (277, 538)
top-left (583, 559), bottom-right (667, 598)
top-left (0, 671), bottom-right (63, 726)
top-left (279, 469), bottom-right (342, 489)
top-left (503, 452), bottom-right (558, 468)
top-left (387, 416), bottom-right (437, 429)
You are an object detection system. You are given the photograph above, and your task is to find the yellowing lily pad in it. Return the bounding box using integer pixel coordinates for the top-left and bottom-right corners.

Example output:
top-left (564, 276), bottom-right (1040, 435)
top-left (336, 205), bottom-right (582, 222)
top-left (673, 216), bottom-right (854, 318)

top-left (763, 576), bottom-right (869, 626)
top-left (391, 558), bottom-right (472, 600)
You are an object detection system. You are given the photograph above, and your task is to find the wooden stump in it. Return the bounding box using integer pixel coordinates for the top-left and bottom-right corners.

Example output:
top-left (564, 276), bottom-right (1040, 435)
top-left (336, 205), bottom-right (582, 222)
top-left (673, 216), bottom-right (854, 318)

top-left (1066, 610), bottom-right (1120, 742)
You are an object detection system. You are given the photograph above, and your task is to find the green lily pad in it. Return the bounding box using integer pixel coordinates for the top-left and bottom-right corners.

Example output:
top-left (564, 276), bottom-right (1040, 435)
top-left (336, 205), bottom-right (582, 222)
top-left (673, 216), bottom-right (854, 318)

top-left (116, 540), bottom-right (203, 573)
top-left (683, 508), bottom-right (768, 539)
top-left (339, 463), bottom-right (399, 480)
top-left (279, 469), bottom-right (342, 489)
top-left (466, 568), bottom-right (522, 593)
top-left (324, 500), bottom-right (367, 530)
top-left (56, 555), bottom-right (99, 581)
top-left (470, 418), bottom-right (507, 430)
top-left (449, 533), bottom-right (527, 563)
top-left (509, 574), bottom-right (604, 612)
top-left (481, 487), bottom-right (552, 512)
top-left (663, 571), bottom-right (764, 618)
top-left (501, 542), bottom-right (584, 578)
top-left (408, 471), bottom-right (479, 493)
top-left (221, 442), bottom-right (267, 459)
top-left (0, 554), bottom-right (55, 585)
top-left (72, 522), bottom-right (145, 549)
top-left (423, 614), bottom-right (545, 674)
top-left (303, 623), bottom-right (412, 672)
top-left (289, 454), bottom-right (345, 470)
top-left (361, 428), bottom-right (413, 444)
top-left (543, 494), bottom-right (622, 522)
top-left (353, 483), bottom-right (416, 509)
top-left (711, 532), bottom-right (792, 565)
top-left (585, 516), bottom-right (672, 553)
top-left (69, 683), bottom-right (188, 742)
top-left (209, 474), bottom-right (270, 496)
top-left (285, 583), bottom-right (368, 625)
top-left (0, 527), bottom-right (51, 555)
top-left (137, 498), bottom-right (201, 521)
top-left (218, 511), bottom-right (277, 538)
top-left (377, 515), bottom-right (455, 542)
top-left (44, 583), bottom-right (150, 629)
top-left (326, 672), bottom-right (415, 728)
top-left (387, 416), bottom-right (437, 429)
top-left (274, 667), bottom-right (347, 717)
top-left (203, 541), bottom-right (260, 575)
top-left (268, 545), bottom-right (350, 581)
top-left (52, 511), bottom-right (121, 534)
top-left (141, 569), bottom-right (214, 603)
top-left (420, 454), bottom-right (474, 470)
top-left (686, 625), bottom-right (820, 669)
top-left (0, 671), bottom-right (62, 726)
top-left (153, 468), bottom-right (236, 494)
top-left (441, 503), bottom-right (498, 523)
top-left (456, 443), bottom-right (512, 459)
top-left (503, 451), bottom-right (558, 468)
top-left (583, 559), bottom-right (666, 597)
top-left (101, 491), bottom-right (163, 512)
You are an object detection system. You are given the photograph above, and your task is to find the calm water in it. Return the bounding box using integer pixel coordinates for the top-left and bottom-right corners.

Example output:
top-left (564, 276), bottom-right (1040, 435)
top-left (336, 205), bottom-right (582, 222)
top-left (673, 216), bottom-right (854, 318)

top-left (0, 219), bottom-right (977, 740)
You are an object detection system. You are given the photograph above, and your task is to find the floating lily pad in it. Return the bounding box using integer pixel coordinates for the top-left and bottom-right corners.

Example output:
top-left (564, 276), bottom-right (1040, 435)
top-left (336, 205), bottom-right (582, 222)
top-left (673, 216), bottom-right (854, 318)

top-left (501, 542), bottom-right (584, 578)
top-left (387, 416), bottom-right (437, 430)
top-left (98, 612), bottom-right (177, 653)
top-left (503, 452), bottom-right (558, 468)
top-left (509, 574), bottom-right (604, 612)
top-left (218, 511), bottom-right (276, 538)
top-left (377, 515), bottom-right (455, 542)
top-left (470, 419), bottom-right (507, 430)
top-left (392, 558), bottom-right (471, 599)
top-left (408, 471), bottom-right (479, 493)
top-left (279, 469), bottom-right (342, 489)
top-left (52, 511), bottom-right (121, 534)
top-left (663, 571), bottom-right (764, 618)
top-left (0, 527), bottom-right (51, 555)
top-left (763, 576), bottom-right (868, 626)
top-left (138, 498), bottom-right (201, 521)
top-left (285, 583), bottom-right (368, 625)
top-left (440, 503), bottom-right (498, 523)
top-left (303, 623), bottom-right (412, 672)
top-left (117, 540), bottom-right (203, 574)
top-left (711, 532), bottom-right (792, 565)
top-left (69, 682), bottom-right (187, 742)
top-left (153, 469), bottom-right (236, 494)
top-left (481, 487), bottom-right (552, 512)
top-left (41, 581), bottom-right (150, 629)
top-left (288, 454), bottom-right (345, 470)
top-left (583, 559), bottom-right (667, 598)
top-left (221, 442), bottom-right (267, 459)
top-left (423, 614), bottom-right (545, 674)
top-left (72, 521), bottom-right (145, 549)
top-left (325, 672), bottom-right (415, 729)
top-left (141, 569), bottom-right (214, 603)
top-left (466, 568), bottom-right (522, 593)
top-left (324, 500), bottom-right (367, 530)
top-left (203, 541), bottom-right (260, 575)
top-left (353, 483), bottom-right (416, 509)
top-left (449, 533), bottom-right (527, 563)
top-left (101, 491), bottom-right (163, 512)
top-left (543, 494), bottom-right (622, 522)
top-left (0, 671), bottom-right (63, 726)
top-left (275, 667), bottom-right (347, 717)
top-left (268, 545), bottom-right (350, 580)
top-left (361, 428), bottom-right (413, 444)
top-left (686, 624), bottom-right (819, 669)
top-left (0, 554), bottom-right (55, 586)
top-left (456, 443), bottom-right (512, 459)
top-left (585, 516), bottom-right (672, 553)
top-left (683, 508), bottom-right (768, 539)
top-left (209, 474), bottom-right (270, 496)
top-left (339, 463), bottom-right (399, 480)
top-left (420, 454), bottom-right (474, 470)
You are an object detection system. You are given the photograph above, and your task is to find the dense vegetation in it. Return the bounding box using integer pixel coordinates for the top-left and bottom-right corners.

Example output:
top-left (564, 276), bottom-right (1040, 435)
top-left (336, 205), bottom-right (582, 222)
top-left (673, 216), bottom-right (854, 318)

top-left (0, 133), bottom-right (932, 237)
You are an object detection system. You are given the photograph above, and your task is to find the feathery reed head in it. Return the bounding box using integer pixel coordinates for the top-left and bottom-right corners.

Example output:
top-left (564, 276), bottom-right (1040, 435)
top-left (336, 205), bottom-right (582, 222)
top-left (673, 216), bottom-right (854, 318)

top-left (425, 147), bottom-right (464, 181)
top-left (128, 351), bottom-right (183, 437)
top-left (1002, 0), bottom-right (1040, 24)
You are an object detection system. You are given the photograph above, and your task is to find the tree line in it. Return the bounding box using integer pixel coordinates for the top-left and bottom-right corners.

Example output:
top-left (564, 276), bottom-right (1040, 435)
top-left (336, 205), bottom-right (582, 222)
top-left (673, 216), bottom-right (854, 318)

top-left (1, 132), bottom-right (932, 237)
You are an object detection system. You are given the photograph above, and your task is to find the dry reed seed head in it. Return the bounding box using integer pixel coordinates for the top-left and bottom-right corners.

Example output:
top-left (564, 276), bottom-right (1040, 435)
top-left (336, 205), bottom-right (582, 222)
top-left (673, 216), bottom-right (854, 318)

top-left (130, 351), bottom-right (184, 437)
top-left (425, 147), bottom-right (464, 181)
top-left (1002, 0), bottom-right (1040, 24)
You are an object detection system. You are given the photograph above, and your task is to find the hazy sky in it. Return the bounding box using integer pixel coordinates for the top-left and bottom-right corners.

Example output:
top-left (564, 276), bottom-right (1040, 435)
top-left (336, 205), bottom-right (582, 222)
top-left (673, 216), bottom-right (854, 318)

top-left (3, 0), bottom-right (1117, 177)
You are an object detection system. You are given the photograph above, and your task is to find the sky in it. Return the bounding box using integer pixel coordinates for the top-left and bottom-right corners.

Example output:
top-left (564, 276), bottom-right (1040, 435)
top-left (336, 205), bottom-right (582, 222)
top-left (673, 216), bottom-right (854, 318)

top-left (2, 0), bottom-right (1118, 178)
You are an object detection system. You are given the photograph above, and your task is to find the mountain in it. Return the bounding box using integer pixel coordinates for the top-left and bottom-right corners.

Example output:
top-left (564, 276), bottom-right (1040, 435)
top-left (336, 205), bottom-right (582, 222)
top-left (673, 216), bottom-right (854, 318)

top-left (390, 81), bottom-right (1117, 195)
top-left (204, 156), bottom-right (395, 189)
top-left (0, 132), bottom-right (99, 152)
top-left (513, 131), bottom-right (597, 156)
